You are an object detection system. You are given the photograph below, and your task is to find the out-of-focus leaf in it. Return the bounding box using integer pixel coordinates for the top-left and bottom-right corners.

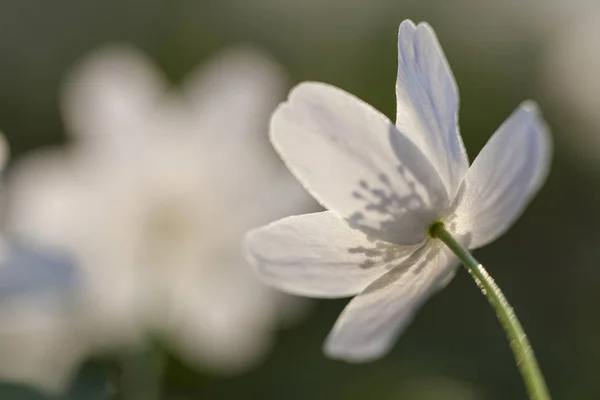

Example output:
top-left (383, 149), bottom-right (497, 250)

top-left (66, 360), bottom-right (114, 400)
top-left (0, 383), bottom-right (55, 400)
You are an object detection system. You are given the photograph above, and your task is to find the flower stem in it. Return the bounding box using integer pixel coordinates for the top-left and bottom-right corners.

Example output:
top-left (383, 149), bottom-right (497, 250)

top-left (430, 222), bottom-right (551, 400)
top-left (120, 341), bottom-right (166, 400)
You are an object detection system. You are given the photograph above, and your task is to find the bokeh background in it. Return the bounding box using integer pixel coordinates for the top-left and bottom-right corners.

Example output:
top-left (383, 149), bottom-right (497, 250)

top-left (1, 0), bottom-right (600, 399)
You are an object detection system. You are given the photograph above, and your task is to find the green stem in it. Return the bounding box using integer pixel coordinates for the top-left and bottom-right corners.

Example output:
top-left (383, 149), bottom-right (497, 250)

top-left (430, 222), bottom-right (551, 400)
top-left (120, 341), bottom-right (166, 400)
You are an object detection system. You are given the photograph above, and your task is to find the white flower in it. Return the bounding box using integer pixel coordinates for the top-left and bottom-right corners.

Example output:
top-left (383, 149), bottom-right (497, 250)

top-left (0, 244), bottom-right (89, 394)
top-left (6, 45), bottom-right (313, 380)
top-left (245, 20), bottom-right (552, 362)
top-left (0, 136), bottom-right (86, 393)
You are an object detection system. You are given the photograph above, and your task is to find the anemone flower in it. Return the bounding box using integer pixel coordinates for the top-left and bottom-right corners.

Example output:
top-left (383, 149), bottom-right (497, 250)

top-left (245, 20), bottom-right (551, 367)
top-left (6, 46), bottom-right (312, 390)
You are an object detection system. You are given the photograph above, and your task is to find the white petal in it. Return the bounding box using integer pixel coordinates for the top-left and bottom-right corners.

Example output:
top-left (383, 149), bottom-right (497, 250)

top-left (6, 150), bottom-right (83, 251)
top-left (396, 20), bottom-right (468, 198)
top-left (183, 46), bottom-right (286, 149)
top-left (451, 101), bottom-right (552, 249)
top-left (0, 294), bottom-right (87, 394)
top-left (237, 169), bottom-right (318, 229)
top-left (324, 241), bottom-right (458, 362)
top-left (181, 47), bottom-right (314, 222)
top-left (245, 211), bottom-right (419, 298)
top-left (166, 288), bottom-right (275, 374)
top-left (271, 82), bottom-right (449, 245)
top-left (164, 254), bottom-right (281, 373)
top-left (61, 45), bottom-right (165, 145)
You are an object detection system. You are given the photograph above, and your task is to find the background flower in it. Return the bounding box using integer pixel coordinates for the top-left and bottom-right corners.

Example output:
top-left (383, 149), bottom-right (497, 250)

top-left (4, 44), bottom-right (315, 387)
top-left (0, 243), bottom-right (88, 394)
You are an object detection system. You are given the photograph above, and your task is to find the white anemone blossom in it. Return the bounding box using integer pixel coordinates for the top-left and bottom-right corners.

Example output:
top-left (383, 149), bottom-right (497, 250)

top-left (6, 45), bottom-right (312, 378)
top-left (0, 244), bottom-right (87, 393)
top-left (0, 137), bottom-right (85, 393)
top-left (245, 20), bottom-right (552, 362)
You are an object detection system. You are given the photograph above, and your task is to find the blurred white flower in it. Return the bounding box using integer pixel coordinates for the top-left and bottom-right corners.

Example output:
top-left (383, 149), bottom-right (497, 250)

top-left (0, 136), bottom-right (87, 393)
top-left (0, 243), bottom-right (88, 393)
top-left (245, 20), bottom-right (551, 362)
top-left (6, 45), bottom-right (313, 380)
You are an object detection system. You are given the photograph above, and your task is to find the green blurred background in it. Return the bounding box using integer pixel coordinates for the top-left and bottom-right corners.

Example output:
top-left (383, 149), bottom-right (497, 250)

top-left (1, 0), bottom-right (599, 399)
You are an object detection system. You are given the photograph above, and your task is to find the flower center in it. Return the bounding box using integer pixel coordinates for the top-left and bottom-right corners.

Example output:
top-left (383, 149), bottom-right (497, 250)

top-left (427, 220), bottom-right (445, 238)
